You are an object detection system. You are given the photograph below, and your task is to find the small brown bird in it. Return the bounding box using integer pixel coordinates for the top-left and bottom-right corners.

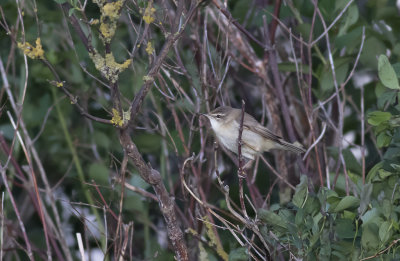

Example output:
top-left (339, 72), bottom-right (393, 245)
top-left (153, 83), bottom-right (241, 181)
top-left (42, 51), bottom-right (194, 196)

top-left (204, 106), bottom-right (305, 160)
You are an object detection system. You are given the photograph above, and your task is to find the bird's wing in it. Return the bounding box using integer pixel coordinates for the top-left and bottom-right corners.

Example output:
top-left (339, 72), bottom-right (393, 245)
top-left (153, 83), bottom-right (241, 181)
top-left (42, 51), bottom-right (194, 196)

top-left (237, 113), bottom-right (283, 142)
top-left (235, 111), bottom-right (306, 154)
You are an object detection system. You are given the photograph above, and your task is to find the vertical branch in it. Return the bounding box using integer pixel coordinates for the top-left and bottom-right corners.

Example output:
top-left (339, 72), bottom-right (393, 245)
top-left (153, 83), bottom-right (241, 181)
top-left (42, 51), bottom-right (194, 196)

top-left (269, 0), bottom-right (282, 45)
top-left (119, 130), bottom-right (188, 261)
top-left (115, 153), bottom-right (129, 259)
top-left (263, 21), bottom-right (296, 143)
top-left (289, 28), bottom-right (324, 186)
top-left (0, 166), bottom-right (33, 260)
top-left (237, 100), bottom-right (248, 218)
top-left (361, 84), bottom-right (365, 184)
top-left (315, 7), bottom-right (349, 195)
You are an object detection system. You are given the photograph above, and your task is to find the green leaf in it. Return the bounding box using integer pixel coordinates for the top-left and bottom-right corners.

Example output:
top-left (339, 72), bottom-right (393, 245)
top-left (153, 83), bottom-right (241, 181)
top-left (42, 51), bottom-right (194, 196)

top-left (389, 115), bottom-right (400, 127)
top-left (359, 183), bottom-right (373, 214)
top-left (123, 193), bottom-right (145, 212)
top-left (53, 0), bottom-right (67, 3)
top-left (378, 169), bottom-right (392, 180)
top-left (361, 208), bottom-right (381, 225)
top-left (377, 132), bottom-right (392, 148)
top-left (367, 111), bottom-right (392, 126)
top-left (88, 163), bottom-right (109, 185)
top-left (278, 62), bottom-right (312, 75)
top-left (361, 223), bottom-right (380, 250)
top-left (378, 55), bottom-right (400, 89)
top-left (129, 175), bottom-right (150, 190)
top-left (366, 161), bottom-right (383, 182)
top-left (382, 199), bottom-right (392, 219)
top-left (231, 0), bottom-right (250, 24)
top-left (295, 208), bottom-right (305, 226)
top-left (304, 196), bottom-right (320, 216)
top-left (258, 209), bottom-right (287, 232)
top-left (229, 247), bottom-right (248, 261)
top-left (343, 149), bottom-right (362, 174)
top-left (333, 196), bottom-right (360, 212)
top-left (292, 175), bottom-right (308, 208)
top-left (320, 58), bottom-right (350, 93)
top-left (68, 8), bottom-right (76, 17)
top-left (335, 27), bottom-right (363, 52)
top-left (336, 218), bottom-right (356, 239)
top-left (392, 62), bottom-right (400, 78)
top-left (361, 36), bottom-right (387, 69)
top-left (338, 4), bottom-right (359, 36)
top-left (327, 197), bottom-right (341, 213)
top-left (377, 90), bottom-right (397, 109)
top-left (93, 131), bottom-right (111, 149)
top-left (378, 221), bottom-right (391, 243)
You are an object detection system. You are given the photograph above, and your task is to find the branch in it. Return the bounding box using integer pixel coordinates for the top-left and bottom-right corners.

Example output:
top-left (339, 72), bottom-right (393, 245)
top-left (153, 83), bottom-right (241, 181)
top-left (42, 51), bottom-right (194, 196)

top-left (237, 100), bottom-right (247, 218)
top-left (119, 130), bottom-right (188, 260)
top-left (129, 3), bottom-right (199, 123)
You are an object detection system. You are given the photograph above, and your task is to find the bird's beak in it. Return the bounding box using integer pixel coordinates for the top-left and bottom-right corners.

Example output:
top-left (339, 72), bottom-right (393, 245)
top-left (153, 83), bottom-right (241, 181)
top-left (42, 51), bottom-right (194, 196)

top-left (201, 113), bottom-right (211, 119)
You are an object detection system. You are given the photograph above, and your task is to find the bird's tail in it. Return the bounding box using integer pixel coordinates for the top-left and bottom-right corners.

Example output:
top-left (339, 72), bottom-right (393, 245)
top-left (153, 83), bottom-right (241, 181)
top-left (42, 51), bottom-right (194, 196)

top-left (278, 140), bottom-right (306, 154)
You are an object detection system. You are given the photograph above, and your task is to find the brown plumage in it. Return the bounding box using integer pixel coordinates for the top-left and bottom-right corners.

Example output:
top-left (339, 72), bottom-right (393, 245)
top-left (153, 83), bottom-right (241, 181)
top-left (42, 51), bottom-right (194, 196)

top-left (205, 106), bottom-right (305, 160)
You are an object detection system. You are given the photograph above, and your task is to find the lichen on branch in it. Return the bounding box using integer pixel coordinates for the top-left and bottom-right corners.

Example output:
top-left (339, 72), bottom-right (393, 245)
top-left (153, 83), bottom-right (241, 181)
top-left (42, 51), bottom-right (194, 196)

top-left (94, 0), bottom-right (124, 43)
top-left (17, 38), bottom-right (45, 59)
top-left (110, 107), bottom-right (131, 127)
top-left (143, 2), bottom-right (156, 24)
top-left (145, 41), bottom-right (154, 55)
top-left (89, 50), bottom-right (131, 83)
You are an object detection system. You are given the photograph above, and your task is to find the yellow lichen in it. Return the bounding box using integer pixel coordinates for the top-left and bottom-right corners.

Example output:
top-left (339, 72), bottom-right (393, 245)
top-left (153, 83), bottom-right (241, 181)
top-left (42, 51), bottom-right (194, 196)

top-left (198, 242), bottom-right (209, 261)
top-left (186, 228), bottom-right (198, 236)
top-left (99, 23), bottom-right (115, 40)
top-left (204, 216), bottom-right (228, 261)
top-left (110, 108), bottom-right (123, 127)
top-left (145, 41), bottom-right (154, 55)
top-left (89, 50), bottom-right (132, 83)
top-left (89, 19), bottom-right (99, 25)
top-left (96, 0), bottom-right (124, 43)
top-left (110, 107), bottom-right (130, 127)
top-left (143, 3), bottom-right (155, 24)
top-left (17, 38), bottom-right (44, 60)
top-left (56, 82), bottom-right (64, 88)
top-left (103, 1), bottom-right (123, 19)
top-left (93, 0), bottom-right (106, 5)
top-left (142, 75), bottom-right (153, 82)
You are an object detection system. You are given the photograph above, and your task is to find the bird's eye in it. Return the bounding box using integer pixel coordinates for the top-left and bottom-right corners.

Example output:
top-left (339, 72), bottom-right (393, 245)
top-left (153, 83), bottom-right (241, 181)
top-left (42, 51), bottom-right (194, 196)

top-left (216, 114), bottom-right (221, 119)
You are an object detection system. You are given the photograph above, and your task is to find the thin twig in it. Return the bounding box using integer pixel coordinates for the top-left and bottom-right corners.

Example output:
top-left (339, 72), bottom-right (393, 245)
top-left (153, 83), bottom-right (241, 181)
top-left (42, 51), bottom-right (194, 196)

top-left (316, 6), bottom-right (349, 194)
top-left (260, 156), bottom-right (296, 190)
top-left (0, 165), bottom-right (33, 260)
top-left (359, 239), bottom-right (400, 261)
top-left (303, 122), bottom-right (327, 160)
top-left (311, 0), bottom-right (355, 45)
top-left (76, 233), bottom-right (87, 261)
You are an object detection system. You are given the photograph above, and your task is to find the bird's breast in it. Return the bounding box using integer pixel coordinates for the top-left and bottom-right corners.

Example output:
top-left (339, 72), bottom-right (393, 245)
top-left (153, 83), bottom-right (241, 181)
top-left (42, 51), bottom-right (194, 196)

top-left (213, 122), bottom-right (264, 160)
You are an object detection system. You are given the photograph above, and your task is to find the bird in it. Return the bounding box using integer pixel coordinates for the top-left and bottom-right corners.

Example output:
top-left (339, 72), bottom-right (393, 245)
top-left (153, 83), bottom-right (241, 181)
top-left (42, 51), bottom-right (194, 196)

top-left (203, 106), bottom-right (305, 161)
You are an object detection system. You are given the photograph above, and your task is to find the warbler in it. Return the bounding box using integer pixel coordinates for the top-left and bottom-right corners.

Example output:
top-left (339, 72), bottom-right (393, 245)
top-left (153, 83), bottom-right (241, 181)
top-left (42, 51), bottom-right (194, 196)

top-left (204, 106), bottom-right (305, 160)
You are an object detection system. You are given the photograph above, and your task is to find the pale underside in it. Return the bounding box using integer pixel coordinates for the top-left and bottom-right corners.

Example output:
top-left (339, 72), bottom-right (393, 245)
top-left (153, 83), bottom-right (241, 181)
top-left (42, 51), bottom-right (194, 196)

top-left (208, 109), bottom-right (305, 160)
top-left (210, 117), bottom-right (283, 160)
